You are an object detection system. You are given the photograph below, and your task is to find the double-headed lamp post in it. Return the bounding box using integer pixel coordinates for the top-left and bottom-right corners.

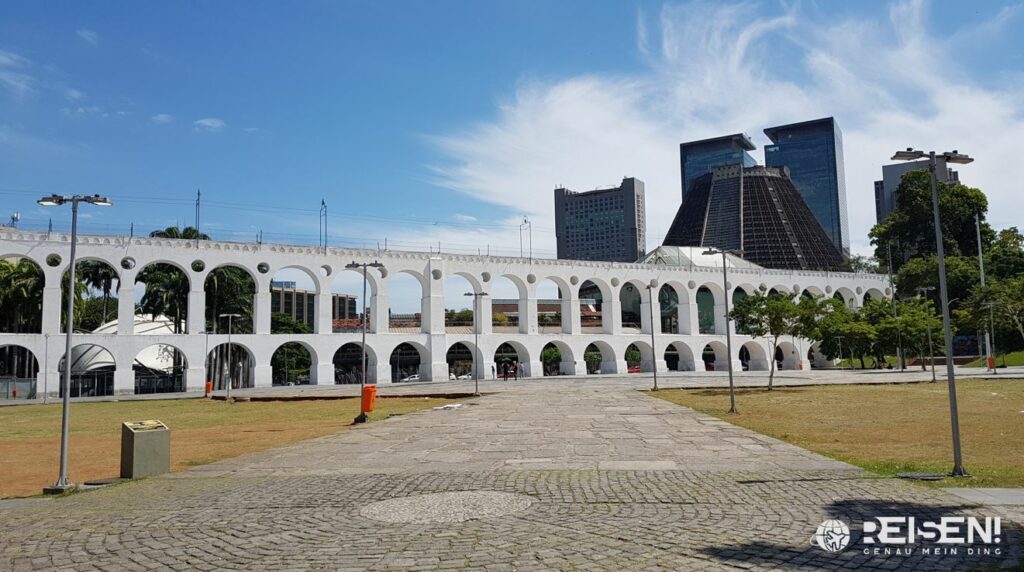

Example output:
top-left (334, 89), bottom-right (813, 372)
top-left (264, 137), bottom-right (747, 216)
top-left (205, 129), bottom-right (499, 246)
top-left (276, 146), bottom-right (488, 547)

top-left (464, 291), bottom-right (489, 396)
top-left (891, 147), bottom-right (973, 477)
top-left (645, 280), bottom-right (660, 392)
top-left (37, 194), bottom-right (112, 494)
top-left (218, 313), bottom-right (241, 400)
top-left (346, 260), bottom-right (384, 423)
top-left (703, 247), bottom-right (742, 414)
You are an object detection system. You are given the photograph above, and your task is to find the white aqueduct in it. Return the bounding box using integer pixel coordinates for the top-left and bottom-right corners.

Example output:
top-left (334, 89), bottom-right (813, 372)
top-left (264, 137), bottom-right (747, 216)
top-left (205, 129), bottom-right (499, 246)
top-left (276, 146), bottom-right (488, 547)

top-left (0, 230), bottom-right (890, 396)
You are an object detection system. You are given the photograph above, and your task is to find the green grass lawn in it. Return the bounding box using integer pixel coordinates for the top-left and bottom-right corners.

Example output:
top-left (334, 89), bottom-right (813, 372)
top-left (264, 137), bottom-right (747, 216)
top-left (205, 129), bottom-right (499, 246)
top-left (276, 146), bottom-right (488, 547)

top-left (651, 378), bottom-right (1024, 488)
top-left (963, 349), bottom-right (1024, 368)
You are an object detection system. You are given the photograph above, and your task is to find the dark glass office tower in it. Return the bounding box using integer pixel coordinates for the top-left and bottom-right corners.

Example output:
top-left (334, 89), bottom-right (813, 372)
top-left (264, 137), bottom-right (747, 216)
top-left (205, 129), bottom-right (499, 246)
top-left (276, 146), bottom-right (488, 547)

top-left (763, 117), bottom-right (849, 256)
top-left (662, 165), bottom-right (844, 271)
top-left (679, 134), bottom-right (757, 203)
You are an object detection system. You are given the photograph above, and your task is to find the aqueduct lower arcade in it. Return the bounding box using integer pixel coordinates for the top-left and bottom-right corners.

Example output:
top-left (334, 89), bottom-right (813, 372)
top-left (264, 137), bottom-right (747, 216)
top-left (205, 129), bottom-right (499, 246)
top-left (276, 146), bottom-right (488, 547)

top-left (0, 230), bottom-right (889, 396)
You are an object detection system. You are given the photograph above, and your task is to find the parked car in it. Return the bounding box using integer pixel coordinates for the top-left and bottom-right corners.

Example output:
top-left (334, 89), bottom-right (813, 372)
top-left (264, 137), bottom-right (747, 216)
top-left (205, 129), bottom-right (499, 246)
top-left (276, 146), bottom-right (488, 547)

top-left (400, 374), bottom-right (420, 382)
top-left (456, 373), bottom-right (472, 380)
top-left (627, 366), bottom-right (641, 373)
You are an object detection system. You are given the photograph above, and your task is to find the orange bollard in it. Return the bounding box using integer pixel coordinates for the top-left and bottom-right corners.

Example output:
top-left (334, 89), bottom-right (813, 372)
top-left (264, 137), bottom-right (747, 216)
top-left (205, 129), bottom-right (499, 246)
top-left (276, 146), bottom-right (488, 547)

top-left (11, 388), bottom-right (16, 399)
top-left (361, 384), bottom-right (377, 413)
top-left (205, 381), bottom-right (213, 397)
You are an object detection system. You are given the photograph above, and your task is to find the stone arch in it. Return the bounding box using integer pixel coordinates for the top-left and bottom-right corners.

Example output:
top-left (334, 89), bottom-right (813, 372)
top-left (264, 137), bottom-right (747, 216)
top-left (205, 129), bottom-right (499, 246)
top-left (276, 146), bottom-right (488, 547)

top-left (775, 340), bottom-right (801, 370)
top-left (834, 286), bottom-right (857, 309)
top-left (697, 282), bottom-right (726, 335)
top-left (446, 341), bottom-right (482, 379)
top-left (206, 341), bottom-right (255, 390)
top-left (390, 341), bottom-right (427, 382)
top-left (739, 341), bottom-right (768, 371)
top-left (59, 342), bottom-right (116, 397)
top-left (863, 287), bottom-right (885, 305)
top-left (664, 341), bottom-right (695, 371)
top-left (661, 280), bottom-right (692, 335)
top-left (618, 279), bottom-right (647, 332)
top-left (0, 256), bottom-right (44, 334)
top-left (267, 264), bottom-right (321, 334)
top-left (802, 286), bottom-right (825, 299)
top-left (583, 340), bottom-right (616, 375)
top-left (270, 340), bottom-right (316, 386)
top-left (700, 341), bottom-right (729, 372)
top-left (540, 340), bottom-right (574, 376)
top-left (537, 276), bottom-right (569, 333)
top-left (134, 260), bottom-right (192, 334)
top-left (333, 342), bottom-right (378, 384)
top-left (133, 343), bottom-right (187, 394)
top-left (578, 278), bottom-right (612, 333)
top-left (204, 263), bottom-right (257, 334)
top-left (491, 275), bottom-right (525, 333)
top-left (387, 270), bottom-right (426, 332)
top-left (0, 344), bottom-right (39, 398)
top-left (444, 272), bottom-right (478, 333)
top-left (494, 340), bottom-right (530, 378)
top-left (624, 340), bottom-right (655, 373)
top-left (330, 266), bottom-right (380, 333)
top-left (60, 257), bottom-right (121, 333)
top-left (808, 342), bottom-right (830, 369)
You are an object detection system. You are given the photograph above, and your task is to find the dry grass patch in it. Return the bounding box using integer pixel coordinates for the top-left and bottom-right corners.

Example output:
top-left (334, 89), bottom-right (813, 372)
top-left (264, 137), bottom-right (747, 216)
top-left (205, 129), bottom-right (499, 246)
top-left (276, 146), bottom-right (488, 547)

top-left (0, 396), bottom-right (460, 498)
top-left (652, 379), bottom-right (1024, 488)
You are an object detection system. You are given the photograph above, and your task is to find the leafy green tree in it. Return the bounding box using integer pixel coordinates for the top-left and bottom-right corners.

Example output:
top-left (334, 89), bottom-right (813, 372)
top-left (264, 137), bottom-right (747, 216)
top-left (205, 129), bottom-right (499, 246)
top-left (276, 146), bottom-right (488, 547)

top-left (895, 255), bottom-right (978, 314)
top-left (817, 299), bottom-right (876, 369)
top-left (961, 276), bottom-right (1024, 348)
top-left (149, 226), bottom-right (210, 240)
top-left (205, 266), bottom-right (254, 334)
top-left (988, 227), bottom-right (1024, 279)
top-left (862, 298), bottom-right (942, 369)
top-left (0, 258), bottom-right (44, 334)
top-left (870, 171), bottom-right (994, 272)
top-left (270, 313), bottom-right (312, 384)
top-left (624, 345), bottom-right (641, 364)
top-left (137, 264), bottom-right (190, 333)
top-left (730, 287), bottom-right (799, 389)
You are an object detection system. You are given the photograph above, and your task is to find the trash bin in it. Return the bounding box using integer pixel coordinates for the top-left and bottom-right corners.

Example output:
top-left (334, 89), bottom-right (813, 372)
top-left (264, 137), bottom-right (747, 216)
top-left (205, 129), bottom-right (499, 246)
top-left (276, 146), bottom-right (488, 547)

top-left (120, 420), bottom-right (170, 479)
top-left (361, 384), bottom-right (377, 413)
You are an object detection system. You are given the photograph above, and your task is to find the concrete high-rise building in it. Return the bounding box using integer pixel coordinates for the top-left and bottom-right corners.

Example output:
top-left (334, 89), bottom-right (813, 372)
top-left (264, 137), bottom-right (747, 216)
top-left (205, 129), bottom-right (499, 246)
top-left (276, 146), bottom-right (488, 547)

top-left (662, 165), bottom-right (844, 271)
top-left (679, 134), bottom-right (757, 203)
top-left (763, 117), bottom-right (850, 256)
top-left (873, 159), bottom-right (959, 224)
top-left (270, 281), bottom-right (358, 330)
top-left (554, 177), bottom-right (646, 262)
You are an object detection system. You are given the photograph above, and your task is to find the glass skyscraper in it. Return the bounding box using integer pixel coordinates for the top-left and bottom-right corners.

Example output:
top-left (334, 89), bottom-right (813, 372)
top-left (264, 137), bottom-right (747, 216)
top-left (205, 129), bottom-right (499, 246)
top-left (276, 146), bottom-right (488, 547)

top-left (763, 117), bottom-right (850, 255)
top-left (678, 134), bottom-right (757, 203)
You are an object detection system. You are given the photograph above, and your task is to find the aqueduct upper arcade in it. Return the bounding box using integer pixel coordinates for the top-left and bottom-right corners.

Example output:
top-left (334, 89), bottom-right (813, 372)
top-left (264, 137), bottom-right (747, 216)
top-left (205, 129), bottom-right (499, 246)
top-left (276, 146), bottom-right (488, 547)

top-left (0, 230), bottom-right (890, 396)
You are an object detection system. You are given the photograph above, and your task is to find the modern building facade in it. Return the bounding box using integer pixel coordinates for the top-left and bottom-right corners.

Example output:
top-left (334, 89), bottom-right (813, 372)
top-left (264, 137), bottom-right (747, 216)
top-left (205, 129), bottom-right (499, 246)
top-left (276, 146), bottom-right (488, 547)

top-left (0, 229), bottom-right (888, 395)
top-left (661, 165), bottom-right (845, 270)
top-left (270, 280), bottom-right (357, 330)
top-left (679, 134), bottom-right (757, 203)
top-left (763, 117), bottom-right (850, 255)
top-left (554, 177), bottom-right (646, 263)
top-left (873, 158), bottom-right (959, 224)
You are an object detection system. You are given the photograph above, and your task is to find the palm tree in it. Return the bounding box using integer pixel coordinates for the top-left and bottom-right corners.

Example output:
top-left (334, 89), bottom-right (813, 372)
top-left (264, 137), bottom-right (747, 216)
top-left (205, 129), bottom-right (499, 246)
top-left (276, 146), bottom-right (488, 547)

top-left (149, 226), bottom-right (210, 240)
top-left (78, 260), bottom-right (119, 324)
top-left (137, 264), bottom-right (190, 333)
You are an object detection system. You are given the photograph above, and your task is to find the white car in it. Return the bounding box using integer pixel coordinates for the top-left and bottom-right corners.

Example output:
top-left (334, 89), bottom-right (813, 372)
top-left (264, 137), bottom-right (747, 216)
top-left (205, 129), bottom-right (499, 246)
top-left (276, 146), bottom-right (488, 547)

top-left (456, 374), bottom-right (472, 380)
top-left (400, 374), bottom-right (420, 382)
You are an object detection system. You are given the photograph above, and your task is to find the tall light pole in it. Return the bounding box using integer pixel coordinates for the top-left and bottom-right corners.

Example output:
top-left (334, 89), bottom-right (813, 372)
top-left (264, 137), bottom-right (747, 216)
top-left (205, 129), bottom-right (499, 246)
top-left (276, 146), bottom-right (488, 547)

top-left (916, 286), bottom-right (938, 383)
top-left (38, 193), bottom-right (112, 494)
top-left (886, 242), bottom-right (905, 370)
top-left (892, 147), bottom-right (973, 477)
top-left (464, 291), bottom-right (489, 396)
top-left (219, 313), bottom-right (241, 400)
top-left (703, 248), bottom-right (741, 414)
top-left (835, 335), bottom-right (845, 370)
top-left (974, 213), bottom-right (995, 374)
top-left (645, 280), bottom-right (660, 392)
top-left (346, 260), bottom-right (384, 423)
top-left (519, 217), bottom-right (532, 261)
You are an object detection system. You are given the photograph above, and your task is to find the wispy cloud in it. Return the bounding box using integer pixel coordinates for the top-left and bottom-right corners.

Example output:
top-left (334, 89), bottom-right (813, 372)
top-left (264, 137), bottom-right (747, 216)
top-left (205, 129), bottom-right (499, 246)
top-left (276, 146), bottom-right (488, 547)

top-left (427, 0), bottom-right (1024, 256)
top-left (64, 88), bottom-right (85, 101)
top-left (151, 113), bottom-right (174, 125)
top-left (0, 49), bottom-right (34, 98)
top-left (193, 117), bottom-right (225, 132)
top-left (453, 213), bottom-right (477, 223)
top-left (76, 29), bottom-right (99, 46)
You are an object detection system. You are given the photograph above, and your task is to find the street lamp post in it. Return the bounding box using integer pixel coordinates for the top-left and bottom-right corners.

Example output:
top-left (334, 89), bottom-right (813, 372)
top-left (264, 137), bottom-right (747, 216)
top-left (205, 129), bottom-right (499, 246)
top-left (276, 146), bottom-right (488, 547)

top-left (891, 147), bottom-right (973, 477)
top-left (703, 248), bottom-right (741, 414)
top-left (645, 280), bottom-right (660, 392)
top-left (974, 213), bottom-right (995, 374)
top-left (519, 217), bottom-right (532, 261)
top-left (886, 242), bottom-right (905, 370)
top-left (219, 313), bottom-right (241, 400)
top-left (916, 286), bottom-right (938, 383)
top-left (38, 194), bottom-right (112, 494)
top-left (346, 260), bottom-right (384, 423)
top-left (464, 291), bottom-right (489, 396)
top-left (835, 336), bottom-right (845, 370)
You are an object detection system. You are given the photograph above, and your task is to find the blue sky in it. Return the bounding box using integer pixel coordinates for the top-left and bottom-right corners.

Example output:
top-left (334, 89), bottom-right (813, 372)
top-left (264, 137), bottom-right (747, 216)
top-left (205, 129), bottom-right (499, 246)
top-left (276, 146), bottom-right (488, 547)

top-left (2, 0), bottom-right (1023, 271)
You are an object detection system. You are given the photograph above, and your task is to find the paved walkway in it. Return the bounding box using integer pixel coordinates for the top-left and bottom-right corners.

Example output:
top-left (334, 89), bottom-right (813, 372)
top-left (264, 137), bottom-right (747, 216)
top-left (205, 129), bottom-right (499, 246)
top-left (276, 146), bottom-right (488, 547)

top-left (1, 378), bottom-right (1019, 570)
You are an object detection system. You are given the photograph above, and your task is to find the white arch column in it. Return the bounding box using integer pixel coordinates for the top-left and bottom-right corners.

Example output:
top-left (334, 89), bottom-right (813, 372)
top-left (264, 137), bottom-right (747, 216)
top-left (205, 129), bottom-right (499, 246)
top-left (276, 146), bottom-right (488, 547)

top-left (603, 292), bottom-right (618, 335)
top-left (522, 296), bottom-right (537, 334)
top-left (679, 290), bottom-right (697, 335)
top-left (254, 289), bottom-right (271, 335)
top-left (112, 345), bottom-right (135, 395)
top-left (640, 293), bottom-right (657, 335)
top-left (567, 291), bottom-right (582, 335)
top-left (424, 262), bottom-right (448, 380)
top-left (315, 276), bottom-right (332, 335)
top-left (369, 289), bottom-right (388, 333)
top-left (253, 347), bottom-right (272, 388)
top-left (313, 361), bottom-right (335, 385)
top-left (117, 282), bottom-right (135, 335)
top-left (477, 292), bottom-right (493, 335)
top-left (714, 291), bottom-right (728, 335)
top-left (187, 287), bottom-right (205, 334)
top-left (42, 285), bottom-right (61, 335)
top-left (185, 342), bottom-right (206, 392)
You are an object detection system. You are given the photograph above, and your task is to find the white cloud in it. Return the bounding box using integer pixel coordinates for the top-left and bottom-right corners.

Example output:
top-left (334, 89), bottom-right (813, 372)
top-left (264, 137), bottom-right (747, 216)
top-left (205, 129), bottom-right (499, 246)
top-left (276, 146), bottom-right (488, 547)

top-left (0, 49), bottom-right (33, 97)
top-left (426, 1), bottom-right (1024, 256)
top-left (452, 213), bottom-right (477, 223)
top-left (193, 117), bottom-right (225, 132)
top-left (151, 113), bottom-right (174, 124)
top-left (76, 29), bottom-right (99, 46)
top-left (64, 88), bottom-right (85, 100)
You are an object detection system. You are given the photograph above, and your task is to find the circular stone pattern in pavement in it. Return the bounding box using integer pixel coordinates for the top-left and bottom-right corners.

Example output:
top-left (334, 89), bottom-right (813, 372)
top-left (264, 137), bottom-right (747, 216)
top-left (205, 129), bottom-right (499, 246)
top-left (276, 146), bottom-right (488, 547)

top-left (359, 491), bottom-right (533, 524)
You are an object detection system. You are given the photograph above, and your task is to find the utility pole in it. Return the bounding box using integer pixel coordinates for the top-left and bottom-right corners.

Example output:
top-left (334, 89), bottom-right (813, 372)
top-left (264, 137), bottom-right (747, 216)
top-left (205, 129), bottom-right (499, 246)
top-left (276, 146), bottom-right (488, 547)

top-left (886, 242), bottom-right (904, 370)
top-left (975, 213), bottom-right (995, 374)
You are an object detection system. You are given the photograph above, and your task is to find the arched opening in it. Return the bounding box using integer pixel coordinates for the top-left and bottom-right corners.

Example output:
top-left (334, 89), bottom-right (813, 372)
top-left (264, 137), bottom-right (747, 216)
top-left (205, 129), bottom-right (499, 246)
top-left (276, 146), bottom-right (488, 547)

top-left (206, 342), bottom-right (254, 390)
top-left (0, 256), bottom-right (44, 334)
top-left (444, 273), bottom-right (476, 333)
top-left (388, 271), bottom-right (424, 332)
top-left (808, 343), bottom-right (830, 369)
top-left (619, 282), bottom-right (643, 331)
top-left (133, 344), bottom-right (186, 394)
top-left (696, 286), bottom-right (719, 334)
top-left (776, 340), bottom-right (801, 370)
top-left (271, 342), bottom-right (313, 386)
top-left (624, 342), bottom-right (653, 373)
top-left (62, 259), bottom-right (120, 333)
top-left (390, 342), bottom-right (424, 382)
top-left (732, 286), bottom-right (752, 334)
top-left (664, 341), bottom-right (695, 371)
top-left (59, 343), bottom-right (115, 397)
top-left (333, 343), bottom-right (369, 384)
top-left (329, 267), bottom-right (370, 333)
top-left (834, 287), bottom-right (856, 309)
top-left (134, 261), bottom-right (190, 334)
top-left (863, 288), bottom-right (885, 305)
top-left (701, 342), bottom-right (728, 372)
top-left (205, 265), bottom-right (255, 334)
top-left (536, 278), bottom-right (563, 333)
top-left (0, 344), bottom-right (39, 399)
top-left (494, 341), bottom-right (529, 379)
top-left (739, 341), bottom-right (768, 371)
top-left (446, 342), bottom-right (475, 380)
top-left (658, 284), bottom-right (679, 334)
top-left (583, 342), bottom-right (614, 374)
top-left (540, 341), bottom-right (572, 376)
top-left (579, 280), bottom-right (605, 333)
top-left (491, 275), bottom-right (523, 333)
top-left (269, 267), bottom-right (318, 334)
